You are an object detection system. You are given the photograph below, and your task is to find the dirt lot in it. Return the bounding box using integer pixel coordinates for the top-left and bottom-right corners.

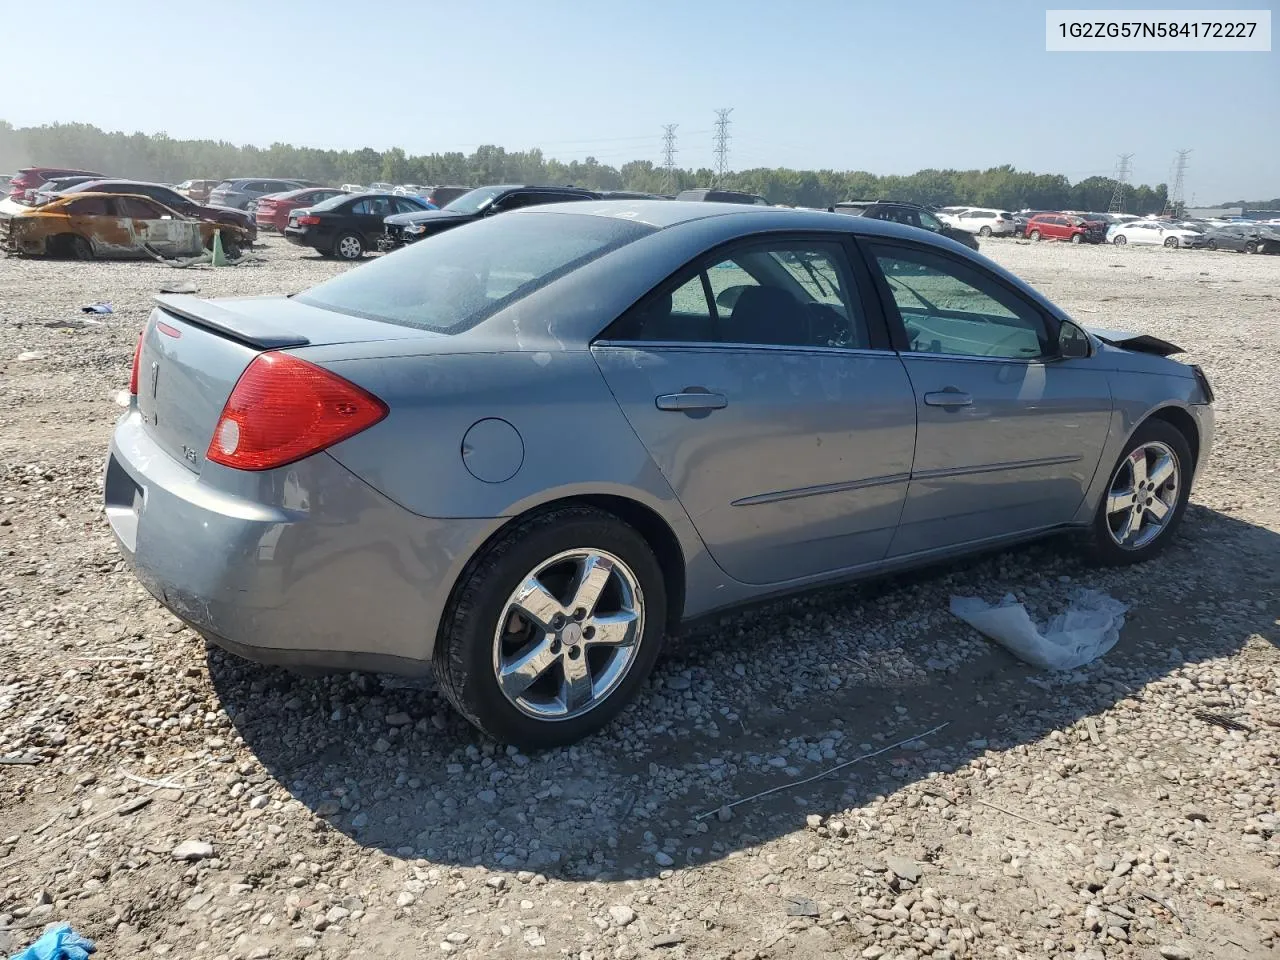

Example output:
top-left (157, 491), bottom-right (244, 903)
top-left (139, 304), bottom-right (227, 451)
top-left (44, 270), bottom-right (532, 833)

top-left (1, 236), bottom-right (1277, 960)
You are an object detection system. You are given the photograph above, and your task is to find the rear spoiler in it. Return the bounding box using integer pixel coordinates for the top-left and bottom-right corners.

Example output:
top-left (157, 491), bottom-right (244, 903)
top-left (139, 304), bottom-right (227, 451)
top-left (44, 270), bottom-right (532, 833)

top-left (1085, 327), bottom-right (1184, 357)
top-left (154, 295), bottom-right (310, 350)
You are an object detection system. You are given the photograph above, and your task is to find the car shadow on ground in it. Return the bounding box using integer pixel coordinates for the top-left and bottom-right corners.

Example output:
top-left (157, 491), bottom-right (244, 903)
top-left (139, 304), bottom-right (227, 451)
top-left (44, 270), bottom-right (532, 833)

top-left (209, 504), bottom-right (1277, 881)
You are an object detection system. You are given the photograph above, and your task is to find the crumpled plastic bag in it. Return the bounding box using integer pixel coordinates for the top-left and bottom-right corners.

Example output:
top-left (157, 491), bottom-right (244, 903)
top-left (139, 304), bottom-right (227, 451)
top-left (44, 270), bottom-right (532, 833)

top-left (950, 589), bottom-right (1128, 671)
top-left (8, 923), bottom-right (95, 960)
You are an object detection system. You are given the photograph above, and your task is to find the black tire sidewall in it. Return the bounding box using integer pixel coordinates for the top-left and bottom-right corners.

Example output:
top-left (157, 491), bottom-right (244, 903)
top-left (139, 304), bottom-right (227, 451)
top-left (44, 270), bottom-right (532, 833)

top-left (1088, 419), bottom-right (1194, 566)
top-left (434, 508), bottom-right (667, 748)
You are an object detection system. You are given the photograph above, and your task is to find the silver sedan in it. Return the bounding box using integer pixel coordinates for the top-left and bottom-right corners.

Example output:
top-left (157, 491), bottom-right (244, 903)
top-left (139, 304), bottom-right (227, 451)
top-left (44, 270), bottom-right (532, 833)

top-left (104, 201), bottom-right (1215, 746)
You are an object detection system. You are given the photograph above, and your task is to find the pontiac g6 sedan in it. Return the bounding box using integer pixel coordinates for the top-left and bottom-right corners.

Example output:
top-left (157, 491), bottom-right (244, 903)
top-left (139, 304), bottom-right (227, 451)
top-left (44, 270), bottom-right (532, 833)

top-left (105, 202), bottom-right (1214, 746)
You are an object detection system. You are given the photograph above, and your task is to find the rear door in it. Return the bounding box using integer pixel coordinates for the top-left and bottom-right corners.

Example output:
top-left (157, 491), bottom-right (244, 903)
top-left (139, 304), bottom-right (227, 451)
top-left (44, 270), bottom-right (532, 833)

top-left (350, 195), bottom-right (394, 243)
top-left (116, 196), bottom-right (203, 257)
top-left (861, 239), bottom-right (1112, 557)
top-left (592, 234), bottom-right (918, 585)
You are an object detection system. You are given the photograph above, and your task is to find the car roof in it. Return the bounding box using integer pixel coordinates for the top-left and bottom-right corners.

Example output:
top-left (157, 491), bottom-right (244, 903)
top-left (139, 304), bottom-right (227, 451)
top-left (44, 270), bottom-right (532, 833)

top-left (510, 199), bottom-right (966, 235)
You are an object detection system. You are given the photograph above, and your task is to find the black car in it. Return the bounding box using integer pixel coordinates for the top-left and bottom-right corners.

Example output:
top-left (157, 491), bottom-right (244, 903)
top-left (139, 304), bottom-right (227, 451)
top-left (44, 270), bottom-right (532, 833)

top-left (419, 184), bottom-right (472, 208)
top-left (379, 184), bottom-right (599, 251)
top-left (834, 200), bottom-right (980, 251)
top-left (1203, 223), bottom-right (1280, 254)
top-left (284, 192), bottom-right (430, 259)
top-left (60, 179), bottom-right (259, 243)
top-left (675, 187), bottom-right (770, 205)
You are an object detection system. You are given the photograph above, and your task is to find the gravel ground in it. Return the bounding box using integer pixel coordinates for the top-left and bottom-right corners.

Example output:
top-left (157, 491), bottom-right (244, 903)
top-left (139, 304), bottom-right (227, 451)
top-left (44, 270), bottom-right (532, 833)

top-left (1, 236), bottom-right (1277, 960)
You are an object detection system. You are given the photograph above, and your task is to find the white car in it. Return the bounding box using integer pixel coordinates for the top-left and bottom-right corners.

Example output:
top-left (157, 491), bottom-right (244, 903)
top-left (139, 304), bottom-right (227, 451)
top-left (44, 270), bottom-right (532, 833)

top-left (1106, 221), bottom-right (1204, 248)
top-left (936, 206), bottom-right (971, 224)
top-left (341, 183), bottom-right (367, 193)
top-left (951, 208), bottom-right (1016, 236)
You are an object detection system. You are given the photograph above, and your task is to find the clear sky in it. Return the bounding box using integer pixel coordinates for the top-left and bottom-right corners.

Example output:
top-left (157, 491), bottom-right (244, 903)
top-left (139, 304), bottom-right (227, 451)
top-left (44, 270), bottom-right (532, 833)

top-left (5, 0), bottom-right (1276, 201)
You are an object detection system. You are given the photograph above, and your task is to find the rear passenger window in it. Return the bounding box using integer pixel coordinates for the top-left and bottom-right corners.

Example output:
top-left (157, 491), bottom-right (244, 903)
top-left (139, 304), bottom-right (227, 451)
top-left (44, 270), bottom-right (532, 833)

top-left (614, 241), bottom-right (869, 350)
top-left (65, 197), bottom-right (111, 216)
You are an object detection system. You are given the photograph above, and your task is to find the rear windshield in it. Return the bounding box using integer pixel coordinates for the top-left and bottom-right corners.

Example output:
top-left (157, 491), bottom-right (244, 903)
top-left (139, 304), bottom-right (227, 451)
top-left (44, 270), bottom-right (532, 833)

top-left (296, 212), bottom-right (655, 334)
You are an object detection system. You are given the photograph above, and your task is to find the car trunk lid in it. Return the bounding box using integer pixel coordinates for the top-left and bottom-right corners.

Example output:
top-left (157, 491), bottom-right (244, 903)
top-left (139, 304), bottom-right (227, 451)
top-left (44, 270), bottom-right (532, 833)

top-left (138, 295), bottom-right (444, 474)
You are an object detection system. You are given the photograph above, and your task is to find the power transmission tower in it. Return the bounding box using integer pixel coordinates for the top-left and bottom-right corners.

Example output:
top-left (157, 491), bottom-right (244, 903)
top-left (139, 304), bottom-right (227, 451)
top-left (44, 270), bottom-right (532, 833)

top-left (661, 124), bottom-right (678, 193)
top-left (713, 108), bottom-right (733, 184)
top-left (1162, 149), bottom-right (1191, 217)
top-left (1107, 153), bottom-right (1133, 213)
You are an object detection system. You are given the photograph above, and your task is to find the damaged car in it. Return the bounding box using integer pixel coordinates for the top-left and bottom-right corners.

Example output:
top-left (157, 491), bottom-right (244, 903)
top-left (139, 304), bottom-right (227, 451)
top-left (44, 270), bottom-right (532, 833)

top-left (1, 193), bottom-right (250, 260)
top-left (56, 179), bottom-right (258, 244)
top-left (103, 202), bottom-right (1213, 747)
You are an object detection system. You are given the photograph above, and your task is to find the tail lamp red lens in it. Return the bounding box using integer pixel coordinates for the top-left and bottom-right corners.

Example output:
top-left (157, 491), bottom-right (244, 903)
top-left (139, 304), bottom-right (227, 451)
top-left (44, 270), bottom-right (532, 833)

top-left (297, 215), bottom-right (321, 226)
top-left (206, 353), bottom-right (388, 471)
top-left (128, 333), bottom-right (143, 395)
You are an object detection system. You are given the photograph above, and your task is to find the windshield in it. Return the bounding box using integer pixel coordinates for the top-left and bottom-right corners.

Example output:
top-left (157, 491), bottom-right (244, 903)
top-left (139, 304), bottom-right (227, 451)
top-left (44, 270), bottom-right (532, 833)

top-left (442, 185), bottom-right (508, 214)
top-left (296, 212), bottom-right (654, 334)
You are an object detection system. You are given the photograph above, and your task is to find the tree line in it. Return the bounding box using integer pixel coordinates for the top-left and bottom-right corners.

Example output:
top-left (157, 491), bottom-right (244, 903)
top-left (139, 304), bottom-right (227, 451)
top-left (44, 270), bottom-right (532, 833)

top-left (1, 120), bottom-right (1172, 213)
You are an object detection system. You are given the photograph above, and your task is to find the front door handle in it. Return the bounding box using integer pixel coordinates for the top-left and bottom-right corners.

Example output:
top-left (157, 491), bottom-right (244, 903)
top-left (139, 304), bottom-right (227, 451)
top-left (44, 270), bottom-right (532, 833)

top-left (655, 391), bottom-right (728, 412)
top-left (923, 389), bottom-right (973, 408)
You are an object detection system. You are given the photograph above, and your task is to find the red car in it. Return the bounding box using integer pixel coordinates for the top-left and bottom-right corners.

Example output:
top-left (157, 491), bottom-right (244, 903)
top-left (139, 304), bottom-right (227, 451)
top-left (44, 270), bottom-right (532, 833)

top-left (1024, 213), bottom-right (1107, 244)
top-left (255, 187), bottom-right (345, 232)
top-left (7, 166), bottom-right (104, 205)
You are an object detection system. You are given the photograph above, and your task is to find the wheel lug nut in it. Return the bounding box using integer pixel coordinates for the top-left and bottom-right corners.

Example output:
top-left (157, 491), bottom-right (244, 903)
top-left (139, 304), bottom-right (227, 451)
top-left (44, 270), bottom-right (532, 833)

top-left (573, 608), bottom-right (586, 621)
top-left (583, 626), bottom-right (595, 640)
top-left (568, 647), bottom-right (581, 660)
top-left (550, 640), bottom-right (562, 655)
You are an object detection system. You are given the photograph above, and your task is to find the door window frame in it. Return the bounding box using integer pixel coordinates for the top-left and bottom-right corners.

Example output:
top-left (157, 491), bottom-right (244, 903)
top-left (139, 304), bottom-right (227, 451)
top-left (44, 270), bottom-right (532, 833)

top-left (855, 236), bottom-right (1062, 362)
top-left (596, 231), bottom-right (897, 353)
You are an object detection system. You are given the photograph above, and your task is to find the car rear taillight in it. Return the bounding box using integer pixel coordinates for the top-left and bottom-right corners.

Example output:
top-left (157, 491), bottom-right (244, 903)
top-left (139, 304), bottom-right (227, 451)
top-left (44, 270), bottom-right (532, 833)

top-left (128, 333), bottom-right (143, 395)
top-left (206, 353), bottom-right (388, 471)
top-left (297, 215), bottom-right (321, 226)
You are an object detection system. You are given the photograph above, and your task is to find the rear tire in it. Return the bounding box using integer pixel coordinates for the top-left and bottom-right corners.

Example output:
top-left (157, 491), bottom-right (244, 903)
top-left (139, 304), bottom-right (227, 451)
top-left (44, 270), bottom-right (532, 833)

top-left (1085, 419), bottom-right (1192, 567)
top-left (1029, 229), bottom-right (1041, 241)
top-left (334, 231), bottom-right (364, 260)
top-left (1206, 239), bottom-right (1217, 251)
top-left (67, 235), bottom-right (93, 260)
top-left (433, 506), bottom-right (667, 748)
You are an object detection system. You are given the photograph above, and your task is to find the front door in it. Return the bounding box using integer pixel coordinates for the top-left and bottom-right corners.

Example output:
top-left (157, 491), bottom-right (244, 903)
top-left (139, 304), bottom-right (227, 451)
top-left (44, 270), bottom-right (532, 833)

top-left (593, 236), bottom-right (917, 586)
top-left (861, 240), bottom-right (1113, 557)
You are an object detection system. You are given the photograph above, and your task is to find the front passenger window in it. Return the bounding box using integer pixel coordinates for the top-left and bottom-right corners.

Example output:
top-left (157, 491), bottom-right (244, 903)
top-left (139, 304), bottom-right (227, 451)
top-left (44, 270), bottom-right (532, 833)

top-left (870, 245), bottom-right (1049, 360)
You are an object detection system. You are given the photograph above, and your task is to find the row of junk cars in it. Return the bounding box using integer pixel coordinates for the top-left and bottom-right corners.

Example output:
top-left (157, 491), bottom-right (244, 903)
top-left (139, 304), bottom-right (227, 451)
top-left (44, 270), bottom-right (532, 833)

top-left (930, 205), bottom-right (1280, 253)
top-left (2, 165), bottom-right (1279, 261)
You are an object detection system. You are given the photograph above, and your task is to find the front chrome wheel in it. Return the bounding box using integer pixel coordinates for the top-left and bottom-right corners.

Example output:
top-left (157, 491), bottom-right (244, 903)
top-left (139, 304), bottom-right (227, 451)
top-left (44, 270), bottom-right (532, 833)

top-left (1105, 441), bottom-right (1180, 550)
top-left (493, 549), bottom-right (644, 721)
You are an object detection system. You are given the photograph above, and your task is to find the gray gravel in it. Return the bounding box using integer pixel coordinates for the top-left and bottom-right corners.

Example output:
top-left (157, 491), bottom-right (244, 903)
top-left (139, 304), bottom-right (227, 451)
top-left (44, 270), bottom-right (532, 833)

top-left (1, 236), bottom-right (1277, 959)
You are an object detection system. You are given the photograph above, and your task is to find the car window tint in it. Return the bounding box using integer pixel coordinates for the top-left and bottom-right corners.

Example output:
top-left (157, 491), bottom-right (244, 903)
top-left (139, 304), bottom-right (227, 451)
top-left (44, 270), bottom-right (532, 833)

top-left (117, 197), bottom-right (163, 219)
top-left (623, 242), bottom-right (868, 349)
top-left (65, 197), bottom-right (111, 216)
top-left (297, 212), bottom-right (654, 334)
top-left (871, 245), bottom-right (1049, 360)
top-left (918, 211), bottom-right (942, 231)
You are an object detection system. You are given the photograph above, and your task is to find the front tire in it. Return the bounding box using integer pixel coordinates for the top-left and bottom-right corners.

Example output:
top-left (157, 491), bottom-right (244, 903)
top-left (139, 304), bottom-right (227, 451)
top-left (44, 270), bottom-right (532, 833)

top-left (334, 231), bottom-right (365, 260)
top-left (1086, 420), bottom-right (1192, 566)
top-left (1113, 234), bottom-right (1127, 245)
top-left (1245, 240), bottom-right (1257, 254)
top-left (1206, 239), bottom-right (1217, 251)
top-left (1164, 236), bottom-right (1179, 248)
top-left (1070, 233), bottom-right (1083, 244)
top-left (979, 225), bottom-right (992, 237)
top-left (434, 506), bottom-right (667, 747)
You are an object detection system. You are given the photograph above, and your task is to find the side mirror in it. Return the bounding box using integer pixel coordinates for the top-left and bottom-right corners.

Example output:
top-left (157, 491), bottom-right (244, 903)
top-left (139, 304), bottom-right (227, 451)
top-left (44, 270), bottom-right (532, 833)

top-left (1057, 319), bottom-right (1092, 360)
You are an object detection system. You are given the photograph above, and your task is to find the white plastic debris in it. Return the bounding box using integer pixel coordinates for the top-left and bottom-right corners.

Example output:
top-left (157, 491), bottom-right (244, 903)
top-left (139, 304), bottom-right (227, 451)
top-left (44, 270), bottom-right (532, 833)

top-left (950, 589), bottom-right (1128, 671)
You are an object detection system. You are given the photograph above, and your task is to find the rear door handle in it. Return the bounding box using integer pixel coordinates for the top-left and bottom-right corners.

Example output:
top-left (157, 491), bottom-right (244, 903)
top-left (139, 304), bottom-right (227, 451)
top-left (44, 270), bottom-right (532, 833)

top-left (656, 391), bottom-right (728, 412)
top-left (923, 389), bottom-right (973, 408)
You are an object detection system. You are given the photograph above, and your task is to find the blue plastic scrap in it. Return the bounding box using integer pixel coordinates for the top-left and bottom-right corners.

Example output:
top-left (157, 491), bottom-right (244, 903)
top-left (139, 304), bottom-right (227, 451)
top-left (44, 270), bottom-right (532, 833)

top-left (80, 303), bottom-right (113, 315)
top-left (8, 923), bottom-right (96, 960)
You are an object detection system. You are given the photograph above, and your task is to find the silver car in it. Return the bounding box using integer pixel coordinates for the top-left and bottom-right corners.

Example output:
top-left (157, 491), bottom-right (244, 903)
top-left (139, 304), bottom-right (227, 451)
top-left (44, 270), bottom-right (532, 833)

top-left (104, 202), bottom-right (1214, 746)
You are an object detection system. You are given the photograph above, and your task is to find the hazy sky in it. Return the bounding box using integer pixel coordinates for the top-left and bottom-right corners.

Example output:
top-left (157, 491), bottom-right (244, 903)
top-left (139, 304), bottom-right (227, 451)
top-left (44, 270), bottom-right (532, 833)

top-left (5, 0), bottom-right (1276, 201)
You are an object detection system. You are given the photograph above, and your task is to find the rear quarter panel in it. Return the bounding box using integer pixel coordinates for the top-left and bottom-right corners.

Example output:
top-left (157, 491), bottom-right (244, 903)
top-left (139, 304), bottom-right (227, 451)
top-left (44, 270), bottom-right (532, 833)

top-left (312, 348), bottom-right (737, 618)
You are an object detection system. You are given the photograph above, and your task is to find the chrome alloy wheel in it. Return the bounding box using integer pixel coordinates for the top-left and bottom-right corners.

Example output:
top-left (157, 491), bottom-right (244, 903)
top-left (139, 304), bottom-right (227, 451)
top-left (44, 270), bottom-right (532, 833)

top-left (492, 549), bottom-right (644, 721)
top-left (337, 235), bottom-right (363, 259)
top-left (1106, 441), bottom-right (1180, 550)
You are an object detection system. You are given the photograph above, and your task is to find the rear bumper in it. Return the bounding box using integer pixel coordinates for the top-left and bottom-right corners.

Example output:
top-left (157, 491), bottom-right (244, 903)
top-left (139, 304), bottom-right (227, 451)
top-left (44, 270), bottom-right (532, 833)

top-left (104, 409), bottom-right (497, 674)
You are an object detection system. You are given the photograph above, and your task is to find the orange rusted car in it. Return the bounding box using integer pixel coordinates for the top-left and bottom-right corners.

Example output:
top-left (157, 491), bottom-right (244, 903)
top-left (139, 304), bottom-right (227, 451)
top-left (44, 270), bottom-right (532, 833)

top-left (0, 193), bottom-right (250, 260)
